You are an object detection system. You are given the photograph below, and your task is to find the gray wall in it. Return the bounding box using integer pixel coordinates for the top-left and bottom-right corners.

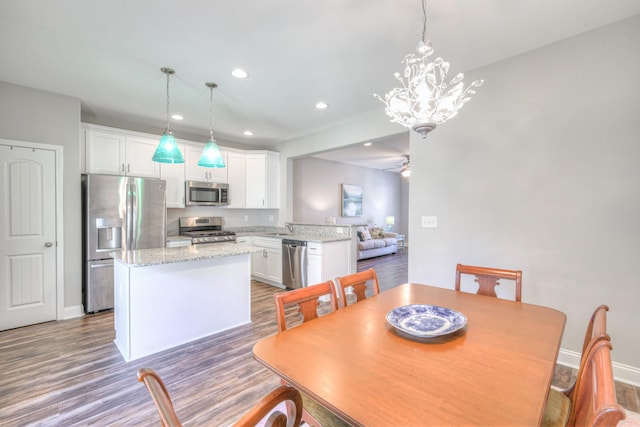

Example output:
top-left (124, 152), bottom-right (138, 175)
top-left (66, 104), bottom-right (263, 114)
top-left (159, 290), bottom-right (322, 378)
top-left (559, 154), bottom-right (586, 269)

top-left (408, 15), bottom-right (640, 367)
top-left (0, 81), bottom-right (82, 309)
top-left (292, 157), bottom-right (408, 235)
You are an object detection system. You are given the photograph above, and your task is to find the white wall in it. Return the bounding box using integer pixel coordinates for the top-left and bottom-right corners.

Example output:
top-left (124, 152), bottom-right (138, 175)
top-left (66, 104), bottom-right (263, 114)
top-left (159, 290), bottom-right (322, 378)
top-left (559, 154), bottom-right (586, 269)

top-left (292, 157), bottom-right (407, 234)
top-left (274, 16), bottom-right (640, 380)
top-left (0, 81), bottom-right (82, 310)
top-left (408, 15), bottom-right (640, 370)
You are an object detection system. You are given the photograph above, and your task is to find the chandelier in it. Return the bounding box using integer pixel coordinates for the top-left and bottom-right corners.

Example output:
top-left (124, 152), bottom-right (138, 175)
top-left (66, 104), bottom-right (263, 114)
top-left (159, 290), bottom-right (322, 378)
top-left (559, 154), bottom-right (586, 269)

top-left (375, 0), bottom-right (483, 138)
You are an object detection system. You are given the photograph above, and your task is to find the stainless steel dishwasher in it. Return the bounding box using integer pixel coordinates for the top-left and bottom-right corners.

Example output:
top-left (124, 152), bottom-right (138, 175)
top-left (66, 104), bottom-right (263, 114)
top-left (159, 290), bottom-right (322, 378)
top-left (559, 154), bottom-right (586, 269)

top-left (282, 239), bottom-right (307, 289)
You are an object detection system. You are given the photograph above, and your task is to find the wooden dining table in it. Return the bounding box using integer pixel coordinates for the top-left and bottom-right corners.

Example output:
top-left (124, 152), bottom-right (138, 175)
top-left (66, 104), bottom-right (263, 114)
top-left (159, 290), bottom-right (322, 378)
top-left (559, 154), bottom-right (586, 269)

top-left (253, 283), bottom-right (566, 426)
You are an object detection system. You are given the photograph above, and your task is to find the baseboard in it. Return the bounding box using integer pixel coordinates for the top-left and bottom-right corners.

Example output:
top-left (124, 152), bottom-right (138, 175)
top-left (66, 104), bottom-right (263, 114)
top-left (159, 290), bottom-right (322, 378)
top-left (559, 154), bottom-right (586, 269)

top-left (557, 348), bottom-right (640, 388)
top-left (62, 305), bottom-right (84, 320)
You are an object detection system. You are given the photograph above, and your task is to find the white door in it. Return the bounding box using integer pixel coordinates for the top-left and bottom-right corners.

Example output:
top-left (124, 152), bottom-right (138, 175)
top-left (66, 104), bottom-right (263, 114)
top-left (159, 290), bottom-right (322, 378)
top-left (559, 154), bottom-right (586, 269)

top-left (0, 144), bottom-right (57, 330)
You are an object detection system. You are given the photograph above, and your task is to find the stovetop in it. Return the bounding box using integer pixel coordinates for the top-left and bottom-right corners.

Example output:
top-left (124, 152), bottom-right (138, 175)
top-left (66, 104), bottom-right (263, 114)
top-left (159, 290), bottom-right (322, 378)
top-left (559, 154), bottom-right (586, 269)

top-left (181, 230), bottom-right (236, 237)
top-left (178, 216), bottom-right (236, 244)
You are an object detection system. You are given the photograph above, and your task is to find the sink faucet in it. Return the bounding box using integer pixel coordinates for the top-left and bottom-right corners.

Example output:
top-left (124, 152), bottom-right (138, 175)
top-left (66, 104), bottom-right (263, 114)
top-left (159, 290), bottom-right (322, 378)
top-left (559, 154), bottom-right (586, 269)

top-left (285, 223), bottom-right (294, 233)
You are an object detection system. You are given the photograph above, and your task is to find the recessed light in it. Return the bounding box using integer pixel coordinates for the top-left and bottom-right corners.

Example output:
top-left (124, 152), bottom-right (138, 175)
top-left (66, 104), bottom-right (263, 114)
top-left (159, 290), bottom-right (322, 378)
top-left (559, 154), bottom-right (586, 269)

top-left (171, 114), bottom-right (183, 120)
top-left (243, 130), bottom-right (254, 136)
top-left (231, 68), bottom-right (249, 79)
top-left (315, 102), bottom-right (329, 109)
top-left (364, 142), bottom-right (372, 146)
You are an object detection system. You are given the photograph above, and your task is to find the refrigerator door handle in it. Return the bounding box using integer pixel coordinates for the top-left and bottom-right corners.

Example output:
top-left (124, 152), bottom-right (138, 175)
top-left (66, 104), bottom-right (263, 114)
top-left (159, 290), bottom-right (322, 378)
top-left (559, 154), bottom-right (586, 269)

top-left (126, 181), bottom-right (134, 250)
top-left (130, 181), bottom-right (138, 250)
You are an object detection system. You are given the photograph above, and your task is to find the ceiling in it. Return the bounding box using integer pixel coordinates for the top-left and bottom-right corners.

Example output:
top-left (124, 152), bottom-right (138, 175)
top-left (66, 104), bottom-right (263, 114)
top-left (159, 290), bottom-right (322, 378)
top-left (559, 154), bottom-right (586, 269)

top-left (1, 1), bottom-right (639, 172)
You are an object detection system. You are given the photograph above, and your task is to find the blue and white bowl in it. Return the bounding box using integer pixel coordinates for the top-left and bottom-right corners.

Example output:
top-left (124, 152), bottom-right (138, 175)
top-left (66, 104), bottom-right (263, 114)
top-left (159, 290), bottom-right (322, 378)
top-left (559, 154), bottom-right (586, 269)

top-left (386, 304), bottom-right (467, 338)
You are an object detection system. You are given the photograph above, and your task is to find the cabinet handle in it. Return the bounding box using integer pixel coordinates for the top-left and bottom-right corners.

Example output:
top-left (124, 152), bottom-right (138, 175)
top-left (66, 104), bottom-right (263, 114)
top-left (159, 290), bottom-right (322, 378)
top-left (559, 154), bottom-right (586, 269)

top-left (121, 163), bottom-right (125, 172)
top-left (127, 164), bottom-right (131, 173)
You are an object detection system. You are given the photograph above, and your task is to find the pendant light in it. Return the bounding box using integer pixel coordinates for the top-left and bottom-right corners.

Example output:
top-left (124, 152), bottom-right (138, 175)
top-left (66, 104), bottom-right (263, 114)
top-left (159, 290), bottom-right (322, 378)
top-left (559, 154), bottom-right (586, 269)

top-left (197, 82), bottom-right (226, 168)
top-left (152, 67), bottom-right (185, 163)
top-left (374, 0), bottom-right (483, 138)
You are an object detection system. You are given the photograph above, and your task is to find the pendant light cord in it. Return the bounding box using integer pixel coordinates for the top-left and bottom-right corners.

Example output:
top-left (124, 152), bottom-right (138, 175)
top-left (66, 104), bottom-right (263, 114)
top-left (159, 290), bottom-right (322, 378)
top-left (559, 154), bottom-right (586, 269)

top-left (165, 71), bottom-right (171, 131)
top-left (209, 86), bottom-right (214, 140)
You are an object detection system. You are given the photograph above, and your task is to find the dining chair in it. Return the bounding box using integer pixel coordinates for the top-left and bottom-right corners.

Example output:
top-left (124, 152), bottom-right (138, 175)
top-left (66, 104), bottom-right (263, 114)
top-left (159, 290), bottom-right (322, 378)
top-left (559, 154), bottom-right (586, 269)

top-left (455, 263), bottom-right (522, 302)
top-left (273, 280), bottom-right (338, 332)
top-left (555, 305), bottom-right (611, 399)
top-left (137, 367), bottom-right (303, 427)
top-left (335, 268), bottom-right (380, 308)
top-left (543, 340), bottom-right (625, 427)
top-left (273, 282), bottom-right (349, 427)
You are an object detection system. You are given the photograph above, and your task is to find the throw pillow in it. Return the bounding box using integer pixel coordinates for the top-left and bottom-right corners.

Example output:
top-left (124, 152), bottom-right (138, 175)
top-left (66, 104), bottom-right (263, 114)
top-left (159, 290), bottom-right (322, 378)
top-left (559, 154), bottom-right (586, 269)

top-left (370, 227), bottom-right (385, 239)
top-left (357, 230), bottom-right (365, 242)
top-left (362, 228), bottom-right (372, 240)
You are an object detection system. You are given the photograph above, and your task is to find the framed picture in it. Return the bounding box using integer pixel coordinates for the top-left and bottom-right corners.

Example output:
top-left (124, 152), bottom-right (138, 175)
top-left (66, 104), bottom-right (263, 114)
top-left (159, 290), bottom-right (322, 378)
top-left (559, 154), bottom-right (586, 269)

top-left (341, 184), bottom-right (363, 217)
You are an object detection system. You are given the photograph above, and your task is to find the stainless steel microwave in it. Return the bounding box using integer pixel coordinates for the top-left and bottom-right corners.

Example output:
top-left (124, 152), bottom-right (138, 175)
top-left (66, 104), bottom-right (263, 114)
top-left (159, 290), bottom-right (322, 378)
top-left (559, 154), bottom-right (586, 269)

top-left (185, 181), bottom-right (229, 206)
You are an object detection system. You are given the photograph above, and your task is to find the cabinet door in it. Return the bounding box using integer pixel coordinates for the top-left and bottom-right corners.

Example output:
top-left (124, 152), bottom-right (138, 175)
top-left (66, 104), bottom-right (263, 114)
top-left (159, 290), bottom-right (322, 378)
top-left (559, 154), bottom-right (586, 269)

top-left (266, 248), bottom-right (282, 283)
top-left (86, 130), bottom-right (125, 175)
top-left (208, 150), bottom-right (228, 182)
top-left (321, 241), bottom-right (350, 281)
top-left (160, 143), bottom-right (186, 208)
top-left (252, 249), bottom-right (268, 279)
top-left (245, 154), bottom-right (266, 208)
top-left (185, 145), bottom-right (227, 182)
top-left (227, 152), bottom-right (246, 208)
top-left (125, 136), bottom-right (161, 178)
top-left (307, 254), bottom-right (322, 285)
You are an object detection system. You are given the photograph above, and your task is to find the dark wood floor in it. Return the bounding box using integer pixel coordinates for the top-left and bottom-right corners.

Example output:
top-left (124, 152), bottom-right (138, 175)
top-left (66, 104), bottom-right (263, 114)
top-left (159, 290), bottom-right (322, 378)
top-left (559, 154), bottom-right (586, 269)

top-left (0, 249), bottom-right (637, 426)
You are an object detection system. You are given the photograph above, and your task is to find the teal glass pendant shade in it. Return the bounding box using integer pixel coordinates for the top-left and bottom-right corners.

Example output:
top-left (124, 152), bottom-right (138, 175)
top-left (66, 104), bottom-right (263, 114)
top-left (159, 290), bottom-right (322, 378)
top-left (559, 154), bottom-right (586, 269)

top-left (198, 139), bottom-right (226, 168)
top-left (152, 131), bottom-right (185, 164)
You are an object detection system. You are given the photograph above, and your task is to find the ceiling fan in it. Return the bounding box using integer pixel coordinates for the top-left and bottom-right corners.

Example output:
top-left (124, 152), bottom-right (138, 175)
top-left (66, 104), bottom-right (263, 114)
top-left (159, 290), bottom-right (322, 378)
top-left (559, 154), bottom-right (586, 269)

top-left (384, 155), bottom-right (410, 178)
top-left (399, 156), bottom-right (410, 178)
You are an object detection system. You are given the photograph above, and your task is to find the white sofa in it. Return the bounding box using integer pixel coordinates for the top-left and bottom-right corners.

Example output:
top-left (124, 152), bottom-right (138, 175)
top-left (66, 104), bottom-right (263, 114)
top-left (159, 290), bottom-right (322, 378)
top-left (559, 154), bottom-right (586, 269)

top-left (355, 225), bottom-right (398, 260)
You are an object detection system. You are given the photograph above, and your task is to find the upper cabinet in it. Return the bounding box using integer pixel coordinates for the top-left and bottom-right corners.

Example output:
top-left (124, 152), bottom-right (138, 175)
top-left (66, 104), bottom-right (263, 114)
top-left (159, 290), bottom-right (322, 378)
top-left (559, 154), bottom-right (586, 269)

top-left (160, 143), bottom-right (186, 208)
top-left (226, 151), bottom-right (246, 208)
top-left (83, 124), bottom-right (280, 210)
top-left (246, 152), bottom-right (279, 209)
top-left (185, 145), bottom-right (228, 183)
top-left (85, 128), bottom-right (160, 178)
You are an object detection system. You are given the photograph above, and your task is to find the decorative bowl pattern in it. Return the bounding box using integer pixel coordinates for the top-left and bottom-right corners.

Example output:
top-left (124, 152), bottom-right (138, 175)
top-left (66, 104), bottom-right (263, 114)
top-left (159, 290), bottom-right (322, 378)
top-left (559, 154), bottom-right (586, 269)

top-left (386, 304), bottom-right (467, 338)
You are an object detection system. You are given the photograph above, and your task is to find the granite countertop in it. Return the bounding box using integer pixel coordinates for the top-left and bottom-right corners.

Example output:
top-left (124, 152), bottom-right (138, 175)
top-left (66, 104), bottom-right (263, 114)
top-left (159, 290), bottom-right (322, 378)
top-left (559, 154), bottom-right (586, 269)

top-left (111, 243), bottom-right (262, 267)
top-left (238, 232), bottom-right (351, 243)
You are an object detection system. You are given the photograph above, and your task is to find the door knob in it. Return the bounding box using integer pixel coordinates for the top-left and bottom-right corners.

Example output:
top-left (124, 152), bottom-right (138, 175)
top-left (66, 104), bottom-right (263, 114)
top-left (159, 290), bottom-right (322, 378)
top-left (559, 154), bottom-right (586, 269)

top-left (45, 242), bottom-right (53, 247)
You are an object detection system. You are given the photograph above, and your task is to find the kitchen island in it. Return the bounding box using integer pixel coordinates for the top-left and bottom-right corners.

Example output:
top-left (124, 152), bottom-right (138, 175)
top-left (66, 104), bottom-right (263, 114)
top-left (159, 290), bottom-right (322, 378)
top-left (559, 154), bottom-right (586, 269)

top-left (111, 243), bottom-right (261, 362)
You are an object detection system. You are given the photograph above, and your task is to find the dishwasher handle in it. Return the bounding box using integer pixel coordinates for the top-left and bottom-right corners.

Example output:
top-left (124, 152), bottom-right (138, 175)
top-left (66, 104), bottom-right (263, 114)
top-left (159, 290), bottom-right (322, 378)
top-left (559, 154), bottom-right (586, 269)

top-left (282, 239), bottom-right (307, 247)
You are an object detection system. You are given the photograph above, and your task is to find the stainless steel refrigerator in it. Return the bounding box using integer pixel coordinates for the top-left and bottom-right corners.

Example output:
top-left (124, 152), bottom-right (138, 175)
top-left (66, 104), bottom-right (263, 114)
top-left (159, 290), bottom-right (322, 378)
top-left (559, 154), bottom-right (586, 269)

top-left (82, 174), bottom-right (166, 313)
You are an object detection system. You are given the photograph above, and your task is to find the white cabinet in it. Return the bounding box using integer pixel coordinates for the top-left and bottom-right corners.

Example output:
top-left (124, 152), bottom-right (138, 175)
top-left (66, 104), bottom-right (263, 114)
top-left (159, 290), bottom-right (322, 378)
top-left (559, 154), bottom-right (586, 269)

top-left (185, 145), bottom-right (228, 183)
top-left (251, 236), bottom-right (282, 286)
top-left (307, 248), bottom-right (322, 285)
top-left (126, 136), bottom-right (162, 177)
top-left (306, 240), bottom-right (350, 286)
top-left (227, 151), bottom-right (246, 208)
top-left (160, 143), bottom-right (186, 208)
top-left (85, 128), bottom-right (160, 178)
top-left (246, 152), bottom-right (279, 209)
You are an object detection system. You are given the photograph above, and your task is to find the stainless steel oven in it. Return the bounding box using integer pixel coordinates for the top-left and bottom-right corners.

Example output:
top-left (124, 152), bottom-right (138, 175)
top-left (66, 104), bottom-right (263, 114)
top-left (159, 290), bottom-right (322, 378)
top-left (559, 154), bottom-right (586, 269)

top-left (185, 180), bottom-right (229, 206)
